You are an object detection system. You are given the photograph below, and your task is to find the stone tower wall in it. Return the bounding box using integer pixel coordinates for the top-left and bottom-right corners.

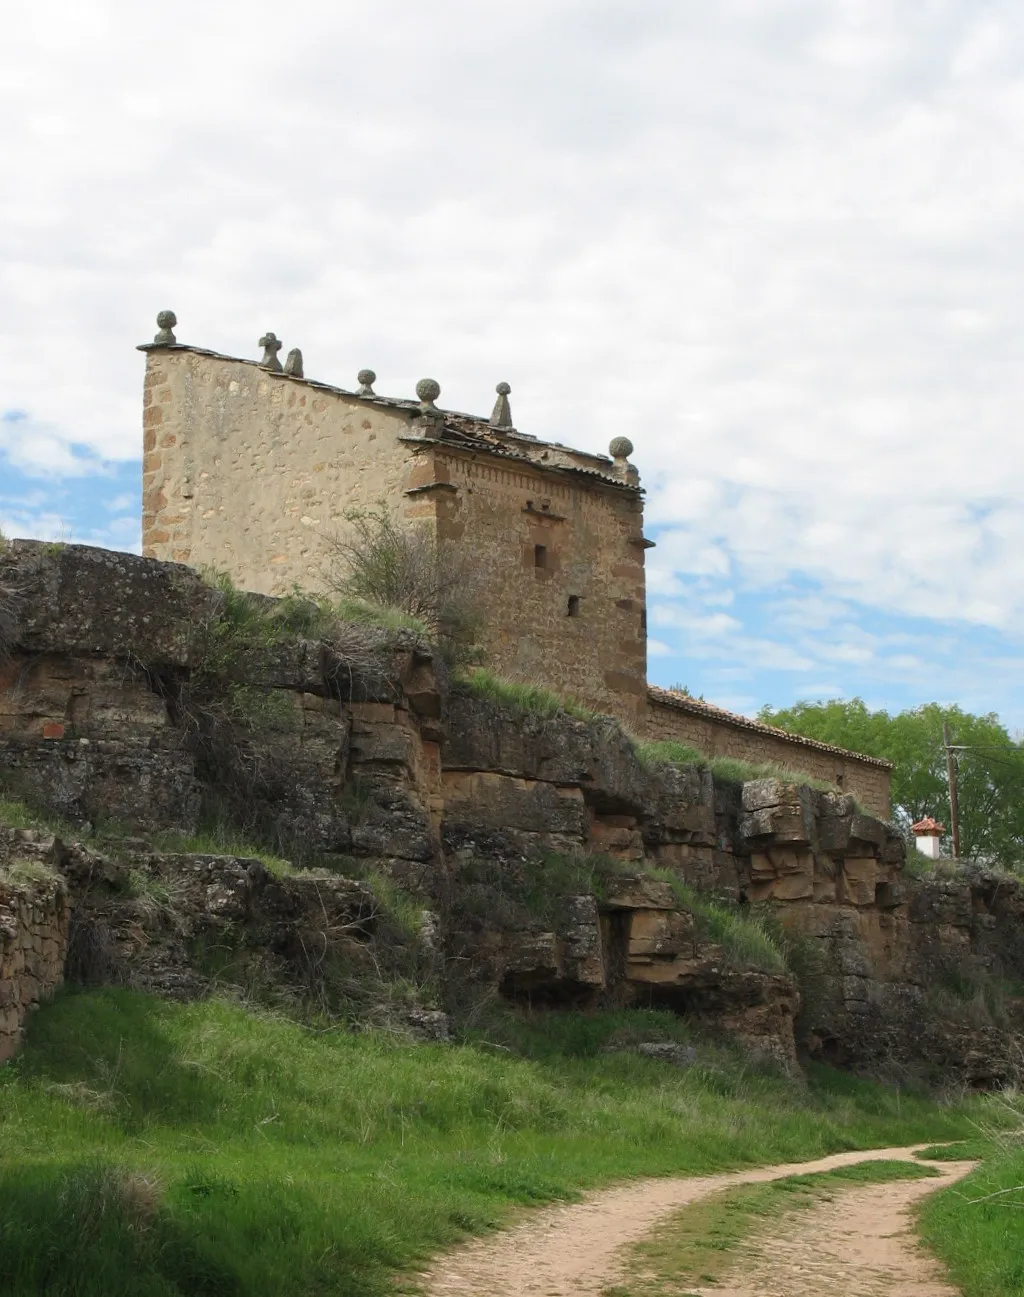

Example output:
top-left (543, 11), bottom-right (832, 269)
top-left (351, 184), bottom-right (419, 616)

top-left (143, 348), bottom-right (650, 720)
top-left (410, 447), bottom-right (648, 717)
top-left (142, 349), bottom-right (419, 593)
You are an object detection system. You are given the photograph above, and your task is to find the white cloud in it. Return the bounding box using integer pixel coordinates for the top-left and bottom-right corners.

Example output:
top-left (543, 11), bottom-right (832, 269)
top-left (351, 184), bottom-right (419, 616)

top-left (0, 412), bottom-right (112, 476)
top-left (3, 1), bottom-right (1024, 711)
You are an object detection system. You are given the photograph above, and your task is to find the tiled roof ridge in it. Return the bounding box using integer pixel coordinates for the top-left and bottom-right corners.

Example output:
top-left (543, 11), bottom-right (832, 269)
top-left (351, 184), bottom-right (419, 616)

top-left (647, 686), bottom-right (894, 769)
top-left (911, 816), bottom-right (945, 833)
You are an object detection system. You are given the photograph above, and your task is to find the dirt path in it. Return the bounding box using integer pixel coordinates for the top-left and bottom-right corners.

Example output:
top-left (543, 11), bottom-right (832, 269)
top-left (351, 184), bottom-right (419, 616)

top-left (422, 1145), bottom-right (974, 1297)
top-left (690, 1161), bottom-right (974, 1297)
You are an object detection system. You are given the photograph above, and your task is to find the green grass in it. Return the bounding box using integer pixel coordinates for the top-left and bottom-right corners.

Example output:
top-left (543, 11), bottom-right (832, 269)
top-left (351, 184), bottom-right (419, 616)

top-left (632, 739), bottom-right (707, 770)
top-left (330, 595), bottom-right (429, 636)
top-left (0, 796), bottom-right (43, 830)
top-left (459, 667), bottom-right (602, 722)
top-left (0, 990), bottom-right (1002, 1297)
top-left (919, 1130), bottom-right (1024, 1297)
top-left (0, 858), bottom-right (62, 888)
top-left (204, 571), bottom-right (429, 643)
top-left (647, 871), bottom-right (787, 974)
top-left (608, 1159), bottom-right (941, 1295)
top-left (915, 1139), bottom-right (989, 1161)
top-left (150, 826), bottom-right (296, 878)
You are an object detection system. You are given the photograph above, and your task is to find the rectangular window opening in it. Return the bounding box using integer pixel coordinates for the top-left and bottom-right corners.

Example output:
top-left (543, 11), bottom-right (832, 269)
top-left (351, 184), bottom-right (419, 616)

top-left (534, 545), bottom-right (547, 569)
top-left (567, 595), bottom-right (581, 617)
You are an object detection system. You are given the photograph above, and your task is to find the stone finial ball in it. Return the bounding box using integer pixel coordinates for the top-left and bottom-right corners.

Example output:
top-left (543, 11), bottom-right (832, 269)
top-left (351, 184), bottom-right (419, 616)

top-left (416, 378), bottom-right (441, 403)
top-left (156, 309), bottom-right (177, 329)
top-left (358, 368), bottom-right (376, 386)
top-left (609, 435), bottom-right (634, 459)
top-left (496, 381), bottom-right (511, 396)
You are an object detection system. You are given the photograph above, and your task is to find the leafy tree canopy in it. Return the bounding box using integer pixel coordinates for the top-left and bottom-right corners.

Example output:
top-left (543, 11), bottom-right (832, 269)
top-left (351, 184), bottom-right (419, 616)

top-left (758, 698), bottom-right (1024, 867)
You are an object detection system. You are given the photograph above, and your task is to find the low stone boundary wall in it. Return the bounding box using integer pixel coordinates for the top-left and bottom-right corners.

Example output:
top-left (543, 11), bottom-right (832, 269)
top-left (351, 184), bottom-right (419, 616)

top-left (644, 689), bottom-right (892, 819)
top-left (0, 870), bottom-right (69, 1064)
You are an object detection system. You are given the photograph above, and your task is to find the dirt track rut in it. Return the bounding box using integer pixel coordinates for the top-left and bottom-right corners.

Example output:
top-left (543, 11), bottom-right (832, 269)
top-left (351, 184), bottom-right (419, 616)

top-left (421, 1145), bottom-right (974, 1296)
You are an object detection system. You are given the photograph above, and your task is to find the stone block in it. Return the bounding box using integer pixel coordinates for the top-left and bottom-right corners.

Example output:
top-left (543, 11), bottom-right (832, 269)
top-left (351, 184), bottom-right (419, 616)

top-left (588, 817), bottom-right (643, 858)
top-left (813, 875), bottom-right (837, 903)
top-left (228, 638), bottom-right (328, 693)
top-left (349, 723), bottom-right (417, 769)
top-left (739, 806), bottom-right (808, 845)
top-left (561, 894), bottom-right (606, 988)
top-left (648, 764), bottom-right (717, 843)
top-left (441, 771), bottom-right (589, 837)
top-left (0, 734), bottom-right (200, 833)
top-left (840, 858), bottom-right (878, 907)
top-left (849, 814), bottom-right (887, 850)
top-left (1, 541), bottom-right (219, 667)
top-left (601, 874), bottom-right (677, 910)
top-left (841, 974), bottom-right (870, 1003)
top-left (443, 692), bottom-right (649, 814)
top-left (627, 908), bottom-right (695, 958)
top-left (817, 815), bottom-right (852, 855)
top-left (773, 872), bottom-right (814, 901)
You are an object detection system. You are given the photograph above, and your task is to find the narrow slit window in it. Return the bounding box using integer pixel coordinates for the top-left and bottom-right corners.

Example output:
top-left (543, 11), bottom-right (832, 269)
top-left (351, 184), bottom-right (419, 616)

top-left (534, 545), bottom-right (547, 568)
top-left (567, 595), bottom-right (580, 617)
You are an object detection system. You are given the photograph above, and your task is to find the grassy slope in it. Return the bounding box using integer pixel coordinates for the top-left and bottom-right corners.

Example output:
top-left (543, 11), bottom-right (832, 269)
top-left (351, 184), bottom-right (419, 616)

top-left (0, 990), bottom-right (995, 1297)
top-left (919, 1144), bottom-right (1024, 1297)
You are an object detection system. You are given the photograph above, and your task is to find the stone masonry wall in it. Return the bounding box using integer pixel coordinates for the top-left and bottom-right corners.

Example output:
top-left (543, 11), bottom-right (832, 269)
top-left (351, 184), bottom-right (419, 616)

top-left (424, 447), bottom-right (648, 718)
top-left (0, 864), bottom-right (68, 1065)
top-left (142, 348), bottom-right (416, 587)
top-left (642, 693), bottom-right (892, 820)
top-left (142, 347), bottom-right (650, 722)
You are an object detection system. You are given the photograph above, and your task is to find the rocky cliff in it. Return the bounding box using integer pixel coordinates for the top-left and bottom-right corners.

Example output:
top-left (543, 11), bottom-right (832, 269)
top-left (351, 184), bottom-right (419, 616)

top-left (1, 540), bottom-right (1021, 1084)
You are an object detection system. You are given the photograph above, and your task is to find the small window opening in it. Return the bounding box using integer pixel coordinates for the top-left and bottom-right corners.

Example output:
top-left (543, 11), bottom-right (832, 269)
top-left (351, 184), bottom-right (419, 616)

top-left (567, 595), bottom-right (580, 617)
top-left (525, 499), bottom-right (534, 510)
top-left (534, 545), bottom-right (547, 568)
top-left (640, 608), bottom-right (647, 631)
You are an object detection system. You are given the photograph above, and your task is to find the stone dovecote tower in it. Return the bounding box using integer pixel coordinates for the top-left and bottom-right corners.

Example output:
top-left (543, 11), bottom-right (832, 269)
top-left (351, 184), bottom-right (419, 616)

top-left (139, 321), bottom-right (652, 721)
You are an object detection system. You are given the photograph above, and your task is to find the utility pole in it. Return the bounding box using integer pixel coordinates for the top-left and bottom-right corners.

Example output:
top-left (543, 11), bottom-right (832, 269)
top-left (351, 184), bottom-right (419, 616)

top-left (943, 721), bottom-right (961, 859)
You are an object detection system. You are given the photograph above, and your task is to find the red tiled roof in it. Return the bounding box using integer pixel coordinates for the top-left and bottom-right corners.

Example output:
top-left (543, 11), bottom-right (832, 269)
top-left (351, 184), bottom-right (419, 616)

top-left (911, 816), bottom-right (945, 835)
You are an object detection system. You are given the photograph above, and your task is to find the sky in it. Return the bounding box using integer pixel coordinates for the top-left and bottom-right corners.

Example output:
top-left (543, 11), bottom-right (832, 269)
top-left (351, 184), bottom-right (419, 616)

top-left (2, 1), bottom-right (1023, 728)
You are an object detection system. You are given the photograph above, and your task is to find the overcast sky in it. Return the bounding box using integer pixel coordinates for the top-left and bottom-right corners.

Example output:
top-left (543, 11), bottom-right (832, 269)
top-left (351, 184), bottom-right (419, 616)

top-left (3, 1), bottom-right (1023, 726)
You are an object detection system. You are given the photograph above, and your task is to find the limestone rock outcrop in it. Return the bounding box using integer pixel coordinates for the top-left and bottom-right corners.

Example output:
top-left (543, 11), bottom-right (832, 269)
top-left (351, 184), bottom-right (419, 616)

top-left (1, 540), bottom-right (1021, 1084)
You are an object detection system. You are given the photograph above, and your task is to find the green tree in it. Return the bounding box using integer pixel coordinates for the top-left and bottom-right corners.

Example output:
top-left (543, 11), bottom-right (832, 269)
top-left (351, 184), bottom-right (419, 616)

top-left (759, 698), bottom-right (1024, 867)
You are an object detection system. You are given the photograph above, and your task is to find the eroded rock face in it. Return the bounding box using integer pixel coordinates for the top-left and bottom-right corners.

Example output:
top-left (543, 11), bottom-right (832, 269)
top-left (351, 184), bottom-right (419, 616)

top-left (2, 542), bottom-right (1022, 1083)
top-left (4, 827), bottom-right (432, 1018)
top-left (0, 541), bottom-right (217, 667)
top-left (726, 778), bottom-right (1024, 1086)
